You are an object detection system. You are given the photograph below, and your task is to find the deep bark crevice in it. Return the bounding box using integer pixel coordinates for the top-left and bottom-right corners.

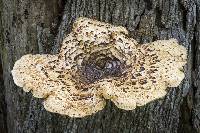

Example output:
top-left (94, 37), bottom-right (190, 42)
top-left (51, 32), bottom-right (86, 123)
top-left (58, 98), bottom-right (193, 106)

top-left (178, 94), bottom-right (194, 132)
top-left (155, 6), bottom-right (165, 29)
top-left (192, 4), bottom-right (200, 130)
top-left (178, 0), bottom-right (187, 32)
top-left (143, 0), bottom-right (153, 10)
top-left (49, 0), bottom-right (67, 36)
top-left (0, 0), bottom-right (8, 131)
top-left (191, 25), bottom-right (197, 71)
top-left (0, 56), bottom-right (8, 133)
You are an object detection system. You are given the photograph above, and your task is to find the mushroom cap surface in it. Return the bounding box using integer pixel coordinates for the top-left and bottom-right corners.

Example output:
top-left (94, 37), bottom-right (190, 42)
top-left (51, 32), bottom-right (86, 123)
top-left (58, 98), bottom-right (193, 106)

top-left (12, 17), bottom-right (187, 117)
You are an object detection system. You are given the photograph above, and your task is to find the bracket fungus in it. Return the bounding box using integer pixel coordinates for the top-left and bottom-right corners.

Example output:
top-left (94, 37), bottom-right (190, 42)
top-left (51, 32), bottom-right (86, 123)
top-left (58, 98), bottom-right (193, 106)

top-left (12, 17), bottom-right (187, 117)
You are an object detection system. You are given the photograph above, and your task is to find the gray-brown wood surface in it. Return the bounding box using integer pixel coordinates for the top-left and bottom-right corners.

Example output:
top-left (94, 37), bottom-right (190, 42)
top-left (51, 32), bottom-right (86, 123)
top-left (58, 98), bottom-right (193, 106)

top-left (0, 0), bottom-right (199, 132)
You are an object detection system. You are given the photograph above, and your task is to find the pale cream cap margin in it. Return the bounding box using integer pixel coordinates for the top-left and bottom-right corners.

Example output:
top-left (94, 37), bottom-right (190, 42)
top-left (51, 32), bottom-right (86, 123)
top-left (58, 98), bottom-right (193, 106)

top-left (12, 17), bottom-right (187, 117)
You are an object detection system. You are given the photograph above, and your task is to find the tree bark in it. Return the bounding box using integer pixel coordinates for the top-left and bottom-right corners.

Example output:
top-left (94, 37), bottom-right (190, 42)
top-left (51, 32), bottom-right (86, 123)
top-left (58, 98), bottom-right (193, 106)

top-left (0, 0), bottom-right (198, 132)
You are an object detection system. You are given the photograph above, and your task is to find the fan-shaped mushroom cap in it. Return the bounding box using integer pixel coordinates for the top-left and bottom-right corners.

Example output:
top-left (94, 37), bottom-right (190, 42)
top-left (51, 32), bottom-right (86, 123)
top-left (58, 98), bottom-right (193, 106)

top-left (12, 54), bottom-right (61, 98)
top-left (73, 17), bottom-right (128, 44)
top-left (12, 17), bottom-right (187, 117)
top-left (98, 39), bottom-right (187, 110)
top-left (146, 39), bottom-right (187, 87)
top-left (12, 54), bottom-right (106, 117)
top-left (44, 85), bottom-right (105, 117)
top-left (99, 80), bottom-right (167, 110)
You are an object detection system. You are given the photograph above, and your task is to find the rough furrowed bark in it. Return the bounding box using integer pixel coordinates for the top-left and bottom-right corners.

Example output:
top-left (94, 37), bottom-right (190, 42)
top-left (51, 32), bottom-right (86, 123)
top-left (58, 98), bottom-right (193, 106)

top-left (0, 0), bottom-right (198, 133)
top-left (193, 0), bottom-right (200, 132)
top-left (0, 58), bottom-right (7, 133)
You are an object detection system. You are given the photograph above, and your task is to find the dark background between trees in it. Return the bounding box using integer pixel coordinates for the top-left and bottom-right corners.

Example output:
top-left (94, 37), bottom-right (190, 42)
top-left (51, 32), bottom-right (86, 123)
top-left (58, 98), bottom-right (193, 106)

top-left (0, 0), bottom-right (200, 133)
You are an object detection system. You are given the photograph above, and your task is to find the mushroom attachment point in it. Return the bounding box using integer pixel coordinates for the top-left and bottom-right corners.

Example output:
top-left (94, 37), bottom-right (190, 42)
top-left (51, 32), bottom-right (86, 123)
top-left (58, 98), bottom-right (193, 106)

top-left (12, 17), bottom-right (187, 117)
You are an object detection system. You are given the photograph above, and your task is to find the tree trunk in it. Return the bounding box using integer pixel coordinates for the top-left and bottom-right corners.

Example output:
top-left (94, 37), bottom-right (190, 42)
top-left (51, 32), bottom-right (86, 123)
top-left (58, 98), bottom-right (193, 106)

top-left (0, 0), bottom-right (198, 132)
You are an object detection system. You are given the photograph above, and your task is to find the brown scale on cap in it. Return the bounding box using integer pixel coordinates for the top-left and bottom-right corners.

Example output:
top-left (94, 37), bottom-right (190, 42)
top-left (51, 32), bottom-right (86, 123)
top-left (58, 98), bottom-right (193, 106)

top-left (12, 17), bottom-right (187, 117)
